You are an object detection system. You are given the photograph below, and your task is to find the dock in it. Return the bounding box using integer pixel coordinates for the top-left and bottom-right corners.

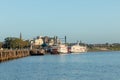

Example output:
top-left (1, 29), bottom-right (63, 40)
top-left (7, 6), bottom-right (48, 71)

top-left (30, 49), bottom-right (45, 56)
top-left (0, 50), bottom-right (30, 62)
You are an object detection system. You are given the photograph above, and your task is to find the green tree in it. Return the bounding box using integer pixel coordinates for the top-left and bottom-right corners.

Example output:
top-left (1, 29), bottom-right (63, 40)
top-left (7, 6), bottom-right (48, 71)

top-left (3, 37), bottom-right (29, 49)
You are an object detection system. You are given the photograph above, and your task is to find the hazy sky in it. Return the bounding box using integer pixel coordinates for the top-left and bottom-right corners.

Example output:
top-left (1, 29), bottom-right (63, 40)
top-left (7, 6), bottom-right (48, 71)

top-left (0, 0), bottom-right (120, 43)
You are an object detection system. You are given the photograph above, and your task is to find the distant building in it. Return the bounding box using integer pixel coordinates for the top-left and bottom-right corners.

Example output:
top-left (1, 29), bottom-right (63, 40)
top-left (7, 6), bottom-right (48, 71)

top-left (34, 36), bottom-right (43, 46)
top-left (42, 36), bottom-right (49, 43)
top-left (48, 38), bottom-right (54, 46)
top-left (31, 36), bottom-right (64, 47)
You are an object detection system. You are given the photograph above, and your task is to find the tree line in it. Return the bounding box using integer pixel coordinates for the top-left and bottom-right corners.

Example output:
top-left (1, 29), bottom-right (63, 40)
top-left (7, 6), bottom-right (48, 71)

top-left (0, 37), bottom-right (30, 49)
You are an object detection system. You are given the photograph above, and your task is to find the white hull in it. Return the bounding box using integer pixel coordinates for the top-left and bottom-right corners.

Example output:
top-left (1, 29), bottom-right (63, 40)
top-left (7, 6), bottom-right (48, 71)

top-left (70, 45), bottom-right (87, 53)
top-left (51, 44), bottom-right (68, 54)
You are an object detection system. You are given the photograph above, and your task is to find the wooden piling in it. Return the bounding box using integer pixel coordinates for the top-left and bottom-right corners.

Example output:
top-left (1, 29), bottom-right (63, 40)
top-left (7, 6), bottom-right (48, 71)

top-left (0, 50), bottom-right (30, 62)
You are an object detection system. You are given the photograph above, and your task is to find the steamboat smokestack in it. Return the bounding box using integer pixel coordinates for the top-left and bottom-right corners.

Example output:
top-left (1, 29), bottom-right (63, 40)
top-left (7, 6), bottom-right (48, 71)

top-left (65, 36), bottom-right (67, 45)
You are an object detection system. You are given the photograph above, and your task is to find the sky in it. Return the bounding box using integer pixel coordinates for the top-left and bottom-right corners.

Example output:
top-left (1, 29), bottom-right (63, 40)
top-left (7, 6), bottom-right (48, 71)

top-left (0, 0), bottom-right (120, 43)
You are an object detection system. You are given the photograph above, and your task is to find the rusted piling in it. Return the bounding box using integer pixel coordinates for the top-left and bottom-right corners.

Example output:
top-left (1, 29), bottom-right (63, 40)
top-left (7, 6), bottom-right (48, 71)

top-left (0, 50), bottom-right (30, 62)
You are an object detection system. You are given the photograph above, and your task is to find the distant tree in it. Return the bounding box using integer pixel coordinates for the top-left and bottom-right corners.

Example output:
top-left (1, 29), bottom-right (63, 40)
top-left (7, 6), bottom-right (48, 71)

top-left (0, 42), bottom-right (3, 49)
top-left (3, 37), bottom-right (29, 49)
top-left (22, 40), bottom-right (30, 48)
top-left (105, 42), bottom-right (109, 47)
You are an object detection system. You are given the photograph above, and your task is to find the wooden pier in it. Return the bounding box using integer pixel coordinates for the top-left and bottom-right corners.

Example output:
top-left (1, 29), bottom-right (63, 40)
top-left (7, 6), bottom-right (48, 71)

top-left (0, 50), bottom-right (30, 62)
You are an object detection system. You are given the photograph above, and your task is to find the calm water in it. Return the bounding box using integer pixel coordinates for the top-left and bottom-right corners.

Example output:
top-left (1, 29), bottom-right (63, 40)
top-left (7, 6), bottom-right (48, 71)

top-left (0, 51), bottom-right (120, 80)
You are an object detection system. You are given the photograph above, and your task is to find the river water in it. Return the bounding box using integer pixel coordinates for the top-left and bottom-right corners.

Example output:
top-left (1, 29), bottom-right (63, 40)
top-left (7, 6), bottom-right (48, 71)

top-left (0, 51), bottom-right (120, 80)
